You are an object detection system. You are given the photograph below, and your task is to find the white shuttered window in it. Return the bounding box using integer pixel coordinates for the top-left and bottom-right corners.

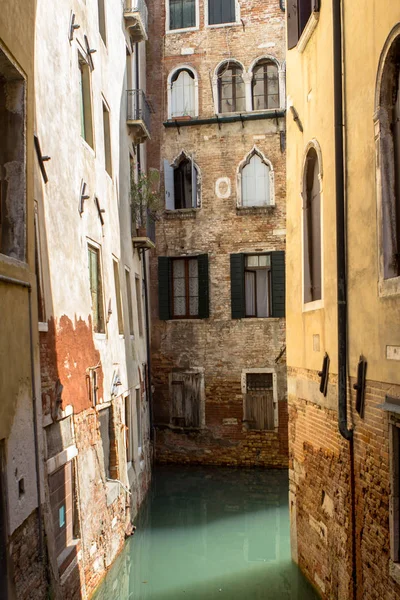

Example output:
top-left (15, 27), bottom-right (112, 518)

top-left (171, 69), bottom-right (195, 118)
top-left (242, 154), bottom-right (270, 207)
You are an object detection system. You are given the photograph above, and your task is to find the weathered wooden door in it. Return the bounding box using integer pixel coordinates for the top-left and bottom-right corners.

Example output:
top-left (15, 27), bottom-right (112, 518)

top-left (171, 372), bottom-right (201, 428)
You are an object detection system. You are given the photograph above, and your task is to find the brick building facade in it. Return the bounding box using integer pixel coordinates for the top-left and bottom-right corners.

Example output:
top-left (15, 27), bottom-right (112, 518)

top-left (147, 0), bottom-right (288, 466)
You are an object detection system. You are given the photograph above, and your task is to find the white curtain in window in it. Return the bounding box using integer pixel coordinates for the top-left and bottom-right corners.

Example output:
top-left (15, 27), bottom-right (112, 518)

top-left (242, 154), bottom-right (270, 207)
top-left (171, 70), bottom-right (195, 117)
top-left (245, 271), bottom-right (256, 316)
top-left (256, 270), bottom-right (268, 317)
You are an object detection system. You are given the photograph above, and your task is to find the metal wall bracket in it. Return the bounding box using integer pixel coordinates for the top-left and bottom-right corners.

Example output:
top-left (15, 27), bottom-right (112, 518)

top-left (354, 355), bottom-right (367, 418)
top-left (318, 352), bottom-right (330, 396)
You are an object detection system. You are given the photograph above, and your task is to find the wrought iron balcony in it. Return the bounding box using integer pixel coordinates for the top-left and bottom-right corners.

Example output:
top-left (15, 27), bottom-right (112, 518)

top-left (127, 89), bottom-right (151, 143)
top-left (123, 0), bottom-right (148, 42)
top-left (132, 209), bottom-right (156, 249)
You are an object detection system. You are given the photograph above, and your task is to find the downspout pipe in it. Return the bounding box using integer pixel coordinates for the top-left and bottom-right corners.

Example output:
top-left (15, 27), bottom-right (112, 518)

top-left (140, 249), bottom-right (154, 442)
top-left (332, 0), bottom-right (352, 442)
top-left (0, 275), bottom-right (44, 557)
top-left (279, 0), bottom-right (285, 12)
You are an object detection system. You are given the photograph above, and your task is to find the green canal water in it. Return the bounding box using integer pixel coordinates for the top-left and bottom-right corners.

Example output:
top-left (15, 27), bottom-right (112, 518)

top-left (94, 466), bottom-right (319, 600)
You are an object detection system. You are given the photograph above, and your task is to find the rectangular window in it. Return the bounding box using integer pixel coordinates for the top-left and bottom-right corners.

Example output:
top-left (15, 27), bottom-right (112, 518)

top-left (136, 388), bottom-right (143, 450)
top-left (287, 0), bottom-right (319, 50)
top-left (79, 57), bottom-right (94, 148)
top-left (158, 255), bottom-right (209, 320)
top-left (113, 259), bottom-right (124, 334)
top-left (169, 0), bottom-right (196, 30)
top-left (390, 420), bottom-right (400, 563)
top-left (125, 269), bottom-right (134, 336)
top-left (164, 157), bottom-right (198, 210)
top-left (208, 0), bottom-right (235, 25)
top-left (230, 252), bottom-right (285, 319)
top-left (171, 257), bottom-right (199, 318)
top-left (170, 371), bottom-right (202, 428)
top-left (88, 245), bottom-right (105, 333)
top-left (99, 408), bottom-right (111, 478)
top-left (34, 202), bottom-right (46, 323)
top-left (244, 255), bottom-right (272, 318)
top-left (0, 47), bottom-right (26, 261)
top-left (102, 101), bottom-right (112, 177)
top-left (97, 0), bottom-right (107, 44)
top-left (48, 462), bottom-right (75, 557)
top-left (0, 441), bottom-right (8, 592)
top-left (243, 372), bottom-right (276, 430)
top-left (125, 394), bottom-right (133, 463)
top-left (303, 149), bottom-right (322, 303)
top-left (135, 275), bottom-right (144, 336)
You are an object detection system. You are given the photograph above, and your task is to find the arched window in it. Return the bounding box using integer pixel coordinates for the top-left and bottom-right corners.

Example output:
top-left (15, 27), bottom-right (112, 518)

top-left (218, 62), bottom-right (245, 113)
top-left (170, 68), bottom-right (196, 118)
top-left (164, 153), bottom-right (200, 210)
top-left (375, 28), bottom-right (400, 288)
top-left (252, 59), bottom-right (279, 110)
top-left (241, 153), bottom-right (271, 207)
top-left (303, 146), bottom-right (322, 304)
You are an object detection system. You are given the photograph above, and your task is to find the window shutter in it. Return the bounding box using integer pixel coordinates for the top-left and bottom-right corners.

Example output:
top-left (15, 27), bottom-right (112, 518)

top-left (191, 157), bottom-right (197, 208)
top-left (271, 251), bottom-right (286, 318)
top-left (197, 254), bottom-right (209, 319)
top-left (222, 0), bottom-right (235, 23)
top-left (230, 254), bottom-right (245, 319)
top-left (158, 257), bottom-right (171, 320)
top-left (164, 159), bottom-right (175, 210)
top-left (287, 0), bottom-right (299, 50)
top-left (208, 0), bottom-right (216, 24)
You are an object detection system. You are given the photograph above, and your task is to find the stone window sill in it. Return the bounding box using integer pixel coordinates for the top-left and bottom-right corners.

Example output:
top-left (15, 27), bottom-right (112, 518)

top-left (297, 12), bottom-right (319, 54)
top-left (236, 205), bottom-right (275, 214)
top-left (390, 561), bottom-right (400, 585)
top-left (57, 539), bottom-right (81, 573)
top-left (164, 208), bottom-right (199, 219)
top-left (302, 299), bottom-right (324, 313)
top-left (379, 275), bottom-right (400, 298)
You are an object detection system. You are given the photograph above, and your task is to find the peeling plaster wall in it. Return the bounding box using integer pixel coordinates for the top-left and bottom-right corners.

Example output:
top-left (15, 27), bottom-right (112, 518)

top-left (35, 0), bottom-right (152, 596)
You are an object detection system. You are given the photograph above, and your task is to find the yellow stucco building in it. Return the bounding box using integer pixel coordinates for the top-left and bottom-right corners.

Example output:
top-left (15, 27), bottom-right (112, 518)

top-left (286, 0), bottom-right (400, 598)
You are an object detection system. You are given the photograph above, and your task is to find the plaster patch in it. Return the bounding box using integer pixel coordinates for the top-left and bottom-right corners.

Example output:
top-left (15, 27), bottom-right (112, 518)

top-left (387, 346), bottom-right (400, 361)
top-left (181, 47), bottom-right (194, 55)
top-left (258, 42), bottom-right (276, 48)
top-left (313, 335), bottom-right (320, 352)
top-left (273, 229), bottom-right (286, 236)
top-left (215, 177), bottom-right (231, 199)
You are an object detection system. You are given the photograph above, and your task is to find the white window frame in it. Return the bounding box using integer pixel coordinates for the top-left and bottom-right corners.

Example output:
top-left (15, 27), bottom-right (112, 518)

top-left (237, 146), bottom-right (275, 208)
top-left (87, 238), bottom-right (106, 338)
top-left (205, 0), bottom-right (241, 29)
top-left (164, 150), bottom-right (201, 210)
top-left (374, 24), bottom-right (400, 298)
top-left (301, 139), bottom-right (324, 313)
top-left (165, 0), bottom-right (200, 34)
top-left (241, 368), bottom-right (278, 430)
top-left (167, 65), bottom-right (199, 120)
top-left (248, 56), bottom-right (286, 112)
top-left (212, 59), bottom-right (246, 115)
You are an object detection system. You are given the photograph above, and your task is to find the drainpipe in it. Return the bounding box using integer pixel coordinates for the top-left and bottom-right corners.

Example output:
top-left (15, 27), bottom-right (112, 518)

top-left (140, 249), bottom-right (154, 443)
top-left (332, 2), bottom-right (357, 598)
top-left (0, 275), bottom-right (44, 558)
top-left (279, 0), bottom-right (285, 12)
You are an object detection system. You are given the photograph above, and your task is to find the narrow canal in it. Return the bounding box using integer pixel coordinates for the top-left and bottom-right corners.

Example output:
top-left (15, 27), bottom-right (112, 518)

top-left (94, 466), bottom-right (319, 599)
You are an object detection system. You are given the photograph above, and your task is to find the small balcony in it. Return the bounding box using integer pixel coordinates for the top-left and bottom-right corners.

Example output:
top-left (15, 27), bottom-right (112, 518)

top-left (124, 0), bottom-right (148, 42)
top-left (127, 89), bottom-right (151, 143)
top-left (132, 209), bottom-right (156, 250)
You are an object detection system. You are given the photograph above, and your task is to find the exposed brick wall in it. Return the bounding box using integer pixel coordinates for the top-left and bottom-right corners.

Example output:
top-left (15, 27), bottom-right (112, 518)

top-left (147, 0), bottom-right (288, 468)
top-left (10, 509), bottom-right (47, 600)
top-left (289, 367), bottom-right (400, 599)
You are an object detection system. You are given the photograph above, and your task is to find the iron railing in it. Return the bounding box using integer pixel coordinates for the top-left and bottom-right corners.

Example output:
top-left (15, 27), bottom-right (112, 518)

top-left (127, 89), bottom-right (151, 135)
top-left (124, 0), bottom-right (148, 36)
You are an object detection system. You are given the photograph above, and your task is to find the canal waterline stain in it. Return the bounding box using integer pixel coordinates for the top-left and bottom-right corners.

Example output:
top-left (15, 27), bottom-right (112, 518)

top-left (94, 466), bottom-right (319, 599)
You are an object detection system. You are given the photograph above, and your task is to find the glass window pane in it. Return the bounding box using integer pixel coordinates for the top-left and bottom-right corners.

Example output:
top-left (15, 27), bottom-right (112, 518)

top-left (189, 297), bottom-right (198, 316)
top-left (258, 255), bottom-right (271, 267)
top-left (245, 271), bottom-right (256, 316)
top-left (246, 255), bottom-right (259, 267)
top-left (173, 259), bottom-right (185, 278)
top-left (256, 270), bottom-right (269, 317)
top-left (174, 296), bottom-right (186, 316)
top-left (173, 276), bottom-right (185, 297)
top-left (188, 259), bottom-right (198, 277)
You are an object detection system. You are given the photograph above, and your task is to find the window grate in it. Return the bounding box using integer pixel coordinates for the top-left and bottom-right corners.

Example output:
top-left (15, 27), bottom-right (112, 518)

top-left (246, 373), bottom-right (273, 391)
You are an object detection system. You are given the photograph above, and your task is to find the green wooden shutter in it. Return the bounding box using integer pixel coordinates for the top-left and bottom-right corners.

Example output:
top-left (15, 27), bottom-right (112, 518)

top-left (271, 251), bottom-right (286, 318)
top-left (230, 254), bottom-right (245, 319)
top-left (158, 257), bottom-right (171, 320)
top-left (197, 254), bottom-right (209, 319)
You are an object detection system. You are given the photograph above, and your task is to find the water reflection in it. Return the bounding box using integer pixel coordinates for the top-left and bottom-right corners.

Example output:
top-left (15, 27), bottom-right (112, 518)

top-left (94, 467), bottom-right (319, 600)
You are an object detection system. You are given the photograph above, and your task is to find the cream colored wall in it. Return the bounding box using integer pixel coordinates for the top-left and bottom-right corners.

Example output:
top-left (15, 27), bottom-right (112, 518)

top-left (286, 2), bottom-right (337, 375)
top-left (286, 2), bottom-right (400, 385)
top-left (0, 0), bottom-right (43, 534)
top-left (344, 3), bottom-right (400, 384)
